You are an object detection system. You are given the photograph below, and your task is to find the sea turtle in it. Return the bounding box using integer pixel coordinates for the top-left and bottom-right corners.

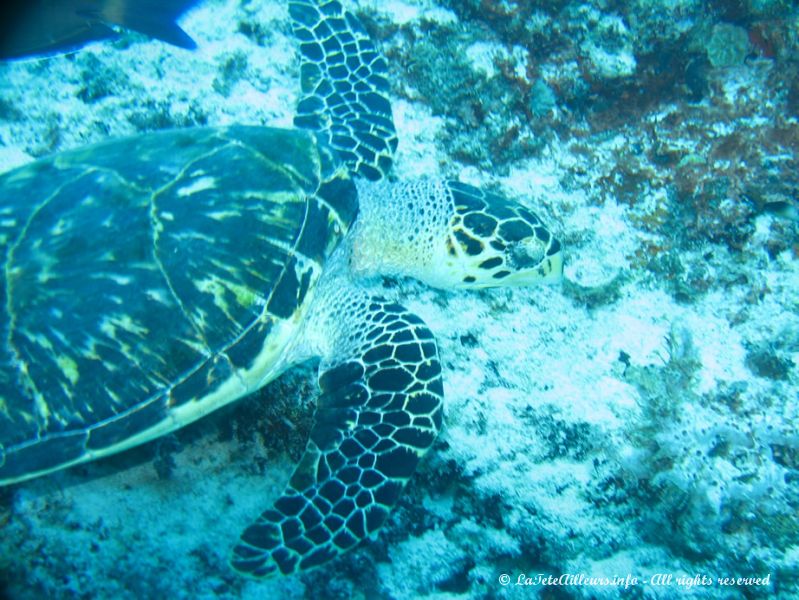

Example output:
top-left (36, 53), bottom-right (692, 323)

top-left (0, 0), bottom-right (562, 577)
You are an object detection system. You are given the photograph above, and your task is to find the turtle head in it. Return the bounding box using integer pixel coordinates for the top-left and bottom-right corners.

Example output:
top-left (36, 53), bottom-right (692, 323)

top-left (351, 179), bottom-right (563, 290)
top-left (441, 181), bottom-right (563, 288)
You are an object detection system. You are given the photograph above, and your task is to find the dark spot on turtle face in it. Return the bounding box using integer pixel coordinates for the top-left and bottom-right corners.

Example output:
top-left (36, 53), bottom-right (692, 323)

top-left (518, 207), bottom-right (542, 225)
top-left (498, 219), bottom-right (534, 243)
top-left (448, 182), bottom-right (485, 210)
top-left (486, 202), bottom-right (515, 220)
top-left (478, 256), bottom-right (503, 270)
top-left (492, 270), bottom-right (511, 279)
top-left (547, 237), bottom-right (562, 256)
top-left (463, 212), bottom-right (497, 237)
top-left (455, 198), bottom-right (483, 213)
top-left (446, 238), bottom-right (457, 257)
top-left (453, 229), bottom-right (483, 256)
top-left (447, 180), bottom-right (477, 196)
top-left (534, 227), bottom-right (551, 243)
top-left (463, 275), bottom-right (476, 283)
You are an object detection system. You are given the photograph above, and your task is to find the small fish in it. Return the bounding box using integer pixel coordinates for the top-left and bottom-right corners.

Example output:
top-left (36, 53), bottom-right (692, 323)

top-left (0, 0), bottom-right (201, 60)
top-left (763, 200), bottom-right (799, 222)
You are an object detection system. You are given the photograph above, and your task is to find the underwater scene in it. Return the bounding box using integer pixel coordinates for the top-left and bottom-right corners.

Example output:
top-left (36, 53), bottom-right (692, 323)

top-left (0, 0), bottom-right (797, 598)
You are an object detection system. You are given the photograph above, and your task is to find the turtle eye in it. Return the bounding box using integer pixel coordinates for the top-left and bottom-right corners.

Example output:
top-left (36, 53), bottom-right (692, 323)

top-left (506, 239), bottom-right (546, 270)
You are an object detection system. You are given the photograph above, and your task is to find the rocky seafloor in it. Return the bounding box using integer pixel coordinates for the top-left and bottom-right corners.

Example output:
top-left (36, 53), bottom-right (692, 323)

top-left (0, 0), bottom-right (797, 598)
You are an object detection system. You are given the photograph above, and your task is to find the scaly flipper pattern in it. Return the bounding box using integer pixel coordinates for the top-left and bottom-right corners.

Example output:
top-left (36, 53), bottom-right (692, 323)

top-left (289, 0), bottom-right (398, 180)
top-left (231, 297), bottom-right (443, 576)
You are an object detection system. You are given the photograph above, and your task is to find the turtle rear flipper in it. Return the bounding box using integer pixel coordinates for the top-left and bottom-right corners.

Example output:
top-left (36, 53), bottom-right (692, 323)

top-left (231, 296), bottom-right (443, 577)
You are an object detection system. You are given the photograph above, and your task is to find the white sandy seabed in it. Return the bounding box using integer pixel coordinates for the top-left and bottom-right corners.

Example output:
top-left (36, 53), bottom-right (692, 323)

top-left (0, 0), bottom-right (797, 598)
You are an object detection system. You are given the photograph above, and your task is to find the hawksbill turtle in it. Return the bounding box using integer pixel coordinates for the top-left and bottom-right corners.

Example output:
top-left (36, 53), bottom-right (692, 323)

top-left (0, 0), bottom-right (562, 577)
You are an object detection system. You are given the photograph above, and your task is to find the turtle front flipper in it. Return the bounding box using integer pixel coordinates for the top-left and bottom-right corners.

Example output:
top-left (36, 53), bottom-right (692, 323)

top-left (289, 0), bottom-right (398, 180)
top-left (231, 296), bottom-right (443, 577)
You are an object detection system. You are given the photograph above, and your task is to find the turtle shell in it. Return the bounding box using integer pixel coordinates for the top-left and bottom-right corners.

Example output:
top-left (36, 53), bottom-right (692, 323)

top-left (0, 125), bottom-right (357, 483)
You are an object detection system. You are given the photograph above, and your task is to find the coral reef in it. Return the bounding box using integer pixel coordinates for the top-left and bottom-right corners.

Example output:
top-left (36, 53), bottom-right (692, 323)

top-left (706, 23), bottom-right (751, 67)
